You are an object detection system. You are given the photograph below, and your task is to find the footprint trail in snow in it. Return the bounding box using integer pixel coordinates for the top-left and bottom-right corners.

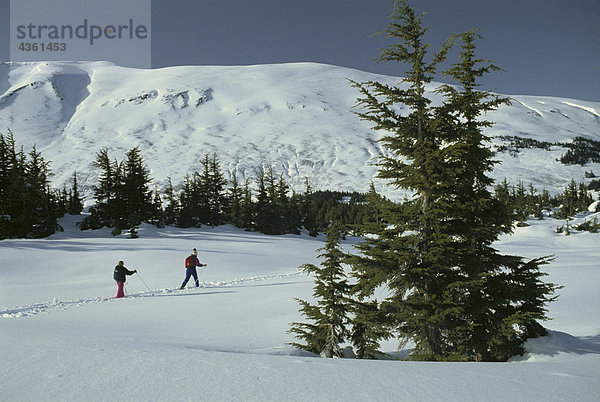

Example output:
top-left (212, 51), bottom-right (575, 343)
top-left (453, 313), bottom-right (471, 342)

top-left (1, 272), bottom-right (302, 318)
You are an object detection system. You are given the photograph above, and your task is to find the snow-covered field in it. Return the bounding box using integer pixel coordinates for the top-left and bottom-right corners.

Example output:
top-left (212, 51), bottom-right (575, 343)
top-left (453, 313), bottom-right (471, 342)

top-left (1, 213), bottom-right (599, 401)
top-left (1, 59), bottom-right (599, 400)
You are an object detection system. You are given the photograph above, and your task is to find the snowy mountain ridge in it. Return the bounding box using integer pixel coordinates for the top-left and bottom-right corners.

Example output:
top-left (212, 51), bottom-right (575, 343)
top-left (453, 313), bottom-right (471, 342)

top-left (1, 61), bottom-right (599, 200)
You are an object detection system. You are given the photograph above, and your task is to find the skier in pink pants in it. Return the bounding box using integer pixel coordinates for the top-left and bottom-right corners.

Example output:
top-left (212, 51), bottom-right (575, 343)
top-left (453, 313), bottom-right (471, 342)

top-left (113, 261), bottom-right (136, 298)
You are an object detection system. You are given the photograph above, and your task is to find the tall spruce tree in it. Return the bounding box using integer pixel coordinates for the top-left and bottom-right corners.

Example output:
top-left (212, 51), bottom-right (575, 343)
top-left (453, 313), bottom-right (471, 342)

top-left (26, 145), bottom-right (56, 238)
top-left (301, 178), bottom-right (319, 236)
top-left (350, 1), bottom-right (560, 361)
top-left (227, 171), bottom-right (244, 228)
top-left (122, 146), bottom-right (153, 227)
top-left (434, 30), bottom-right (559, 361)
top-left (163, 177), bottom-right (179, 225)
top-left (350, 0), bottom-right (452, 360)
top-left (67, 171), bottom-right (84, 215)
top-left (206, 153), bottom-right (228, 226)
top-left (289, 223), bottom-right (352, 357)
top-left (240, 178), bottom-right (254, 230)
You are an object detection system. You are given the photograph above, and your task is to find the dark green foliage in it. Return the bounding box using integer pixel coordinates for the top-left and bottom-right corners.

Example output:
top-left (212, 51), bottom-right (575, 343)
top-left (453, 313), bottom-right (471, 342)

top-left (289, 223), bottom-right (352, 357)
top-left (495, 135), bottom-right (600, 167)
top-left (0, 131), bottom-right (69, 239)
top-left (301, 178), bottom-right (318, 236)
top-left (559, 137), bottom-right (600, 165)
top-left (150, 184), bottom-right (164, 227)
top-left (349, 2), bottom-right (560, 362)
top-left (122, 146), bottom-right (154, 226)
top-left (493, 178), bottom-right (595, 221)
top-left (556, 179), bottom-right (593, 219)
top-left (227, 171), bottom-right (244, 228)
top-left (253, 166), bottom-right (276, 234)
top-left (574, 217), bottom-right (600, 233)
top-left (495, 136), bottom-right (554, 154)
top-left (67, 171), bottom-right (84, 215)
top-left (81, 147), bottom-right (154, 234)
top-left (350, 299), bottom-right (390, 359)
top-left (203, 153), bottom-right (228, 226)
top-left (240, 178), bottom-right (254, 230)
top-left (145, 152), bottom-right (375, 236)
top-left (162, 177), bottom-right (179, 226)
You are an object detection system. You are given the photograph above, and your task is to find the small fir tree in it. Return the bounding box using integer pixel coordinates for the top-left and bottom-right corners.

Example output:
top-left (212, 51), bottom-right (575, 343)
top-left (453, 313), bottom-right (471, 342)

top-left (289, 223), bottom-right (352, 357)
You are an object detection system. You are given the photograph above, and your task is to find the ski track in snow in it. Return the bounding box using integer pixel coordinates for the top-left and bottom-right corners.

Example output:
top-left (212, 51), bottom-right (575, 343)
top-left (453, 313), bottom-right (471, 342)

top-left (0, 272), bottom-right (301, 318)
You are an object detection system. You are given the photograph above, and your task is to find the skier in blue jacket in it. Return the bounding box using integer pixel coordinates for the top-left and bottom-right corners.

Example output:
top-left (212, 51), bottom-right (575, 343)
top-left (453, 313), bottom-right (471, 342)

top-left (180, 248), bottom-right (206, 289)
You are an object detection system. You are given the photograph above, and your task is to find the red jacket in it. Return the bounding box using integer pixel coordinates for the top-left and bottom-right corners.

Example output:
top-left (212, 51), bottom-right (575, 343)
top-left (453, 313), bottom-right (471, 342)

top-left (185, 255), bottom-right (201, 268)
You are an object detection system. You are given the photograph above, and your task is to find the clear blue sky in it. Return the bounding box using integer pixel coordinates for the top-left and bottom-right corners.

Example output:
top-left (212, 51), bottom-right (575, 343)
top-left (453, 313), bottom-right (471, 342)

top-left (2, 0), bottom-right (599, 101)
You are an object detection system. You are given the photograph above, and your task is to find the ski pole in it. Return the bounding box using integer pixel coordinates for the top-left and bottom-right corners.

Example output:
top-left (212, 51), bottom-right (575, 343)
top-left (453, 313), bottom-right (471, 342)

top-left (197, 264), bottom-right (207, 284)
top-left (136, 270), bottom-right (151, 291)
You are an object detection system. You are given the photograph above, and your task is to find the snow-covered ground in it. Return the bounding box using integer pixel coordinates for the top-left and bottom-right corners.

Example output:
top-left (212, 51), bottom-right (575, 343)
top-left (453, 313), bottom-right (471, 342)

top-left (1, 213), bottom-right (599, 401)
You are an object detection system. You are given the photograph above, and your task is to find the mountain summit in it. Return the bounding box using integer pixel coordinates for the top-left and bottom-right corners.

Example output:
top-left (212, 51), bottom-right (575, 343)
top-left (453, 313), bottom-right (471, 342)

top-left (1, 61), bottom-right (598, 198)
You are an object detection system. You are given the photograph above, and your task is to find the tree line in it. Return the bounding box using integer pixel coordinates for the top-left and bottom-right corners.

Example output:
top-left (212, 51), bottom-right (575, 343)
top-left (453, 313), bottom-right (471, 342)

top-left (0, 130), bottom-right (82, 240)
top-left (495, 135), bottom-right (600, 167)
top-left (1, 127), bottom-right (595, 241)
top-left (80, 147), bottom-right (378, 237)
top-left (494, 178), bottom-right (595, 222)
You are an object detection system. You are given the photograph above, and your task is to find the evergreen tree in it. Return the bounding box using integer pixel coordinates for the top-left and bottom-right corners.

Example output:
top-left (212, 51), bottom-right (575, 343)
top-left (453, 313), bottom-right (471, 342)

top-left (289, 223), bottom-right (352, 357)
top-left (82, 148), bottom-right (115, 230)
top-left (227, 171), bottom-right (244, 228)
top-left (151, 184), bottom-right (164, 227)
top-left (206, 153), bottom-right (228, 226)
top-left (254, 166), bottom-right (271, 233)
top-left (110, 160), bottom-right (128, 233)
top-left (240, 178), bottom-right (254, 230)
top-left (163, 177), bottom-right (179, 226)
top-left (301, 178), bottom-right (319, 236)
top-left (350, 0), bottom-right (452, 359)
top-left (0, 132), bottom-right (61, 238)
top-left (350, 299), bottom-right (390, 359)
top-left (178, 173), bottom-right (199, 227)
top-left (558, 179), bottom-right (580, 218)
top-left (434, 30), bottom-right (558, 361)
top-left (512, 181), bottom-right (528, 221)
top-left (122, 146), bottom-right (153, 226)
top-left (83, 147), bottom-right (154, 234)
top-left (350, 2), bottom-right (559, 361)
top-left (359, 182), bottom-right (388, 235)
top-left (25, 145), bottom-right (57, 237)
top-left (494, 178), bottom-right (511, 210)
top-left (67, 171), bottom-right (84, 215)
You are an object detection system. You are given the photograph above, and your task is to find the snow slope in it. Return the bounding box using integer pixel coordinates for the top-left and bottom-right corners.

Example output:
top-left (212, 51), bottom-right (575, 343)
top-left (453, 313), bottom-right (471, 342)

top-left (1, 214), bottom-right (599, 401)
top-left (0, 61), bottom-right (599, 200)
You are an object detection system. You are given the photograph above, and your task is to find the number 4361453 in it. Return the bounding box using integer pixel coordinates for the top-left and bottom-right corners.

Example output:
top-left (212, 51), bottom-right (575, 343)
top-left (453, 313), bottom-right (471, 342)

top-left (18, 42), bottom-right (67, 51)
